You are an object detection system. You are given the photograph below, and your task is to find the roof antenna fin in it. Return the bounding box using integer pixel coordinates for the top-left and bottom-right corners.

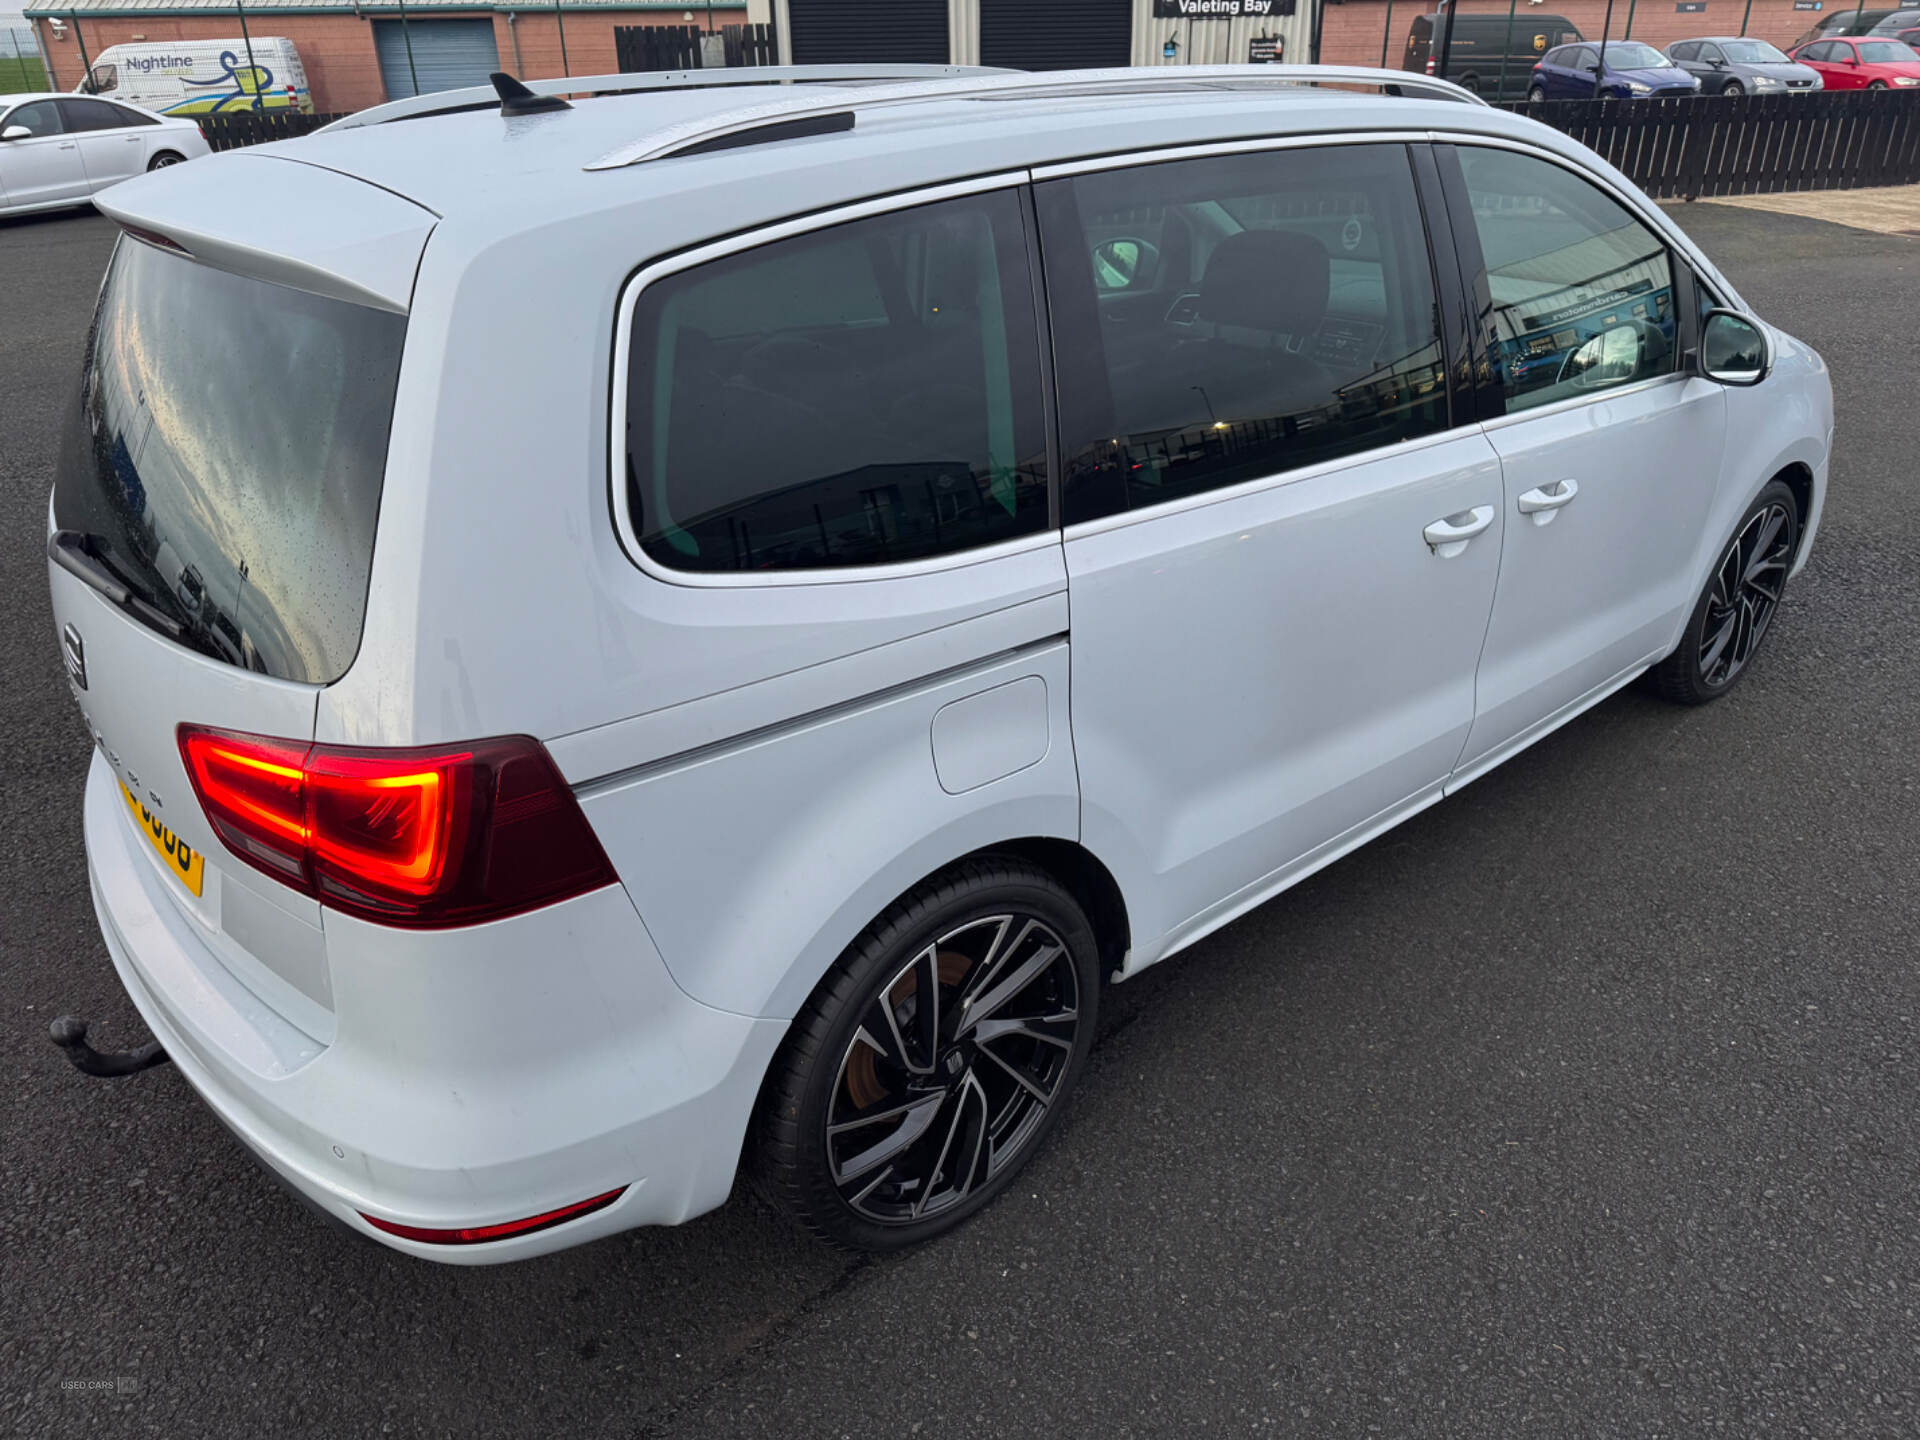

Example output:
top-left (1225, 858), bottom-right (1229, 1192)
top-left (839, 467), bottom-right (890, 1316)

top-left (491, 71), bottom-right (571, 117)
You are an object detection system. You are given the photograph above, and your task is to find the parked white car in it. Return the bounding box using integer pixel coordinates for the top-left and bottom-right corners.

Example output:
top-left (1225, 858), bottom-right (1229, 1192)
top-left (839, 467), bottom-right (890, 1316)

top-left (0, 93), bottom-right (207, 215)
top-left (47, 65), bottom-right (1830, 1262)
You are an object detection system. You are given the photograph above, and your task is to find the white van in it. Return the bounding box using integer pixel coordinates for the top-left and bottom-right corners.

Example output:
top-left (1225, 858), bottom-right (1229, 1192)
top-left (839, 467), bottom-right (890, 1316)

top-left (78, 38), bottom-right (312, 115)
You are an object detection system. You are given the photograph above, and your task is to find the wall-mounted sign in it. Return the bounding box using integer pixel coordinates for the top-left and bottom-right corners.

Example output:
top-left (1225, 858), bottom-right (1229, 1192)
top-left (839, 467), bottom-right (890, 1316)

top-left (1792, 1), bottom-right (1822, 9)
top-left (1249, 34), bottom-right (1284, 61)
top-left (1153, 0), bottom-right (1294, 17)
top-left (1675, 2), bottom-right (1705, 11)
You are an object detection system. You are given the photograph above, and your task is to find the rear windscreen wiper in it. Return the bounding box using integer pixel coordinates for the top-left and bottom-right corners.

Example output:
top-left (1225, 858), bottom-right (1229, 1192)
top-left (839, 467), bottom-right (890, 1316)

top-left (47, 529), bottom-right (188, 642)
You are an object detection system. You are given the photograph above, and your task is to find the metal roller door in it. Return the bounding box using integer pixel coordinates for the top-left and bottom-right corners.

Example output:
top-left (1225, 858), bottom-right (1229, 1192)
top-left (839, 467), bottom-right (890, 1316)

top-left (374, 18), bottom-right (502, 99)
top-left (980, 0), bottom-right (1131, 70)
top-left (787, 0), bottom-right (948, 65)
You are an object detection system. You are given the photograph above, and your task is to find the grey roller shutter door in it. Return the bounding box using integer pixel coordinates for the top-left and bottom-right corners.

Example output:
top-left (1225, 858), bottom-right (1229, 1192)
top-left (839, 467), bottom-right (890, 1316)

top-left (786, 0), bottom-right (949, 65)
top-left (979, 0), bottom-right (1132, 70)
top-left (374, 18), bottom-right (502, 100)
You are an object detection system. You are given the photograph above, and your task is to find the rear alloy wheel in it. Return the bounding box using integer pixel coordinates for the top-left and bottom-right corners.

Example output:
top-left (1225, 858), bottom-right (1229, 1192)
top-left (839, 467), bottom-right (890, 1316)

top-left (1528, 85), bottom-right (1548, 103)
top-left (1647, 480), bottom-right (1799, 705)
top-left (751, 860), bottom-right (1099, 1251)
top-left (147, 151), bottom-right (184, 170)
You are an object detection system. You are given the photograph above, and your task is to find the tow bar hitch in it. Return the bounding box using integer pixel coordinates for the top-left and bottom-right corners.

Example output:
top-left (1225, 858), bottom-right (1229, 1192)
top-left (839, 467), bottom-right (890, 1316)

top-left (49, 1016), bottom-right (171, 1077)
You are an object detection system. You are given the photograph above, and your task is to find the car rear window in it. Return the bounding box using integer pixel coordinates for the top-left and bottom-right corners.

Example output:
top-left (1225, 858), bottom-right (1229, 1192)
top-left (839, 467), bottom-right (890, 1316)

top-left (53, 236), bottom-right (405, 684)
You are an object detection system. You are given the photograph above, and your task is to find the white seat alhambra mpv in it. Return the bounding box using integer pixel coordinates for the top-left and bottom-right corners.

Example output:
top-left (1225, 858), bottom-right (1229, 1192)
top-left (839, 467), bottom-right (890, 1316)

top-left (47, 65), bottom-right (1831, 1261)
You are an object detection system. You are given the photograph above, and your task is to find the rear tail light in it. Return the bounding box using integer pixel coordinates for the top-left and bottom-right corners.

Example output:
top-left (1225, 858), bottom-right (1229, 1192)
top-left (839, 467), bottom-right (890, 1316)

top-left (177, 727), bottom-right (617, 928)
top-left (1425, 55), bottom-right (1437, 75)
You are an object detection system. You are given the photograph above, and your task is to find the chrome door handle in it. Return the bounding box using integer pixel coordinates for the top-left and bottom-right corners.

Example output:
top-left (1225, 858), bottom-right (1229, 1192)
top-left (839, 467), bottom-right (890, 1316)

top-left (58, 142), bottom-right (76, 149)
top-left (1423, 504), bottom-right (1496, 559)
top-left (1517, 478), bottom-right (1580, 526)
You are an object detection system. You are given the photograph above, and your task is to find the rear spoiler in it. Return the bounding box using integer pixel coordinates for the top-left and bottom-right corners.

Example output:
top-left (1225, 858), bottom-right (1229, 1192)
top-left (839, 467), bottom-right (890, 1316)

top-left (92, 151), bottom-right (437, 315)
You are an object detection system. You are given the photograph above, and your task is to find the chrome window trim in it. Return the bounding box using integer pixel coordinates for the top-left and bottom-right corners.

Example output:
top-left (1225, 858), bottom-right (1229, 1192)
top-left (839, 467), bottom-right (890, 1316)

top-left (1479, 372), bottom-right (1690, 433)
top-left (1031, 128), bottom-right (1437, 180)
top-left (1059, 421), bottom-right (1486, 543)
top-left (607, 169), bottom-right (1053, 589)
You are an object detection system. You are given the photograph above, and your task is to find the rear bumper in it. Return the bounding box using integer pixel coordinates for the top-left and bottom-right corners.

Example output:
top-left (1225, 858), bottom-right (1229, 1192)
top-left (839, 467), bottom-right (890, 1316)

top-left (82, 750), bottom-right (785, 1264)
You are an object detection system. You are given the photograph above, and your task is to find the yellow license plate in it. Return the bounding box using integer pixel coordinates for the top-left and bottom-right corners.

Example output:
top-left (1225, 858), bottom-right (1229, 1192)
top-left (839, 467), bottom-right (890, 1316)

top-left (122, 782), bottom-right (205, 897)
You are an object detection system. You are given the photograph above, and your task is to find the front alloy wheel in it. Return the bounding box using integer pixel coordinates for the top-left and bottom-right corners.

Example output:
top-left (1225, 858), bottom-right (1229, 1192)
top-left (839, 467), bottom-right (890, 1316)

top-left (1648, 480), bottom-right (1800, 705)
top-left (752, 859), bottom-right (1099, 1250)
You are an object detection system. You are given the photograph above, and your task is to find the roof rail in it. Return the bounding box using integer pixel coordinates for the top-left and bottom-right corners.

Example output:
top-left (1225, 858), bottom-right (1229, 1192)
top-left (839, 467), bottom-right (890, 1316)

top-left (315, 65), bottom-right (1010, 134)
top-left (584, 65), bottom-right (1488, 171)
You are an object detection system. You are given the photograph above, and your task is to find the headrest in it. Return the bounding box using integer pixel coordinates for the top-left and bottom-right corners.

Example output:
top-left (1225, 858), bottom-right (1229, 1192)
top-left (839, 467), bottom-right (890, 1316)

top-left (1196, 229), bottom-right (1332, 341)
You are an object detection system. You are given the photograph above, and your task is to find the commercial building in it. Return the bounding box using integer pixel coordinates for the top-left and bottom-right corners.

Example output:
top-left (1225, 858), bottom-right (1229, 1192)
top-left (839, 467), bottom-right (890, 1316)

top-left (25, 0), bottom-right (751, 113)
top-left (22, 0), bottom-right (1835, 117)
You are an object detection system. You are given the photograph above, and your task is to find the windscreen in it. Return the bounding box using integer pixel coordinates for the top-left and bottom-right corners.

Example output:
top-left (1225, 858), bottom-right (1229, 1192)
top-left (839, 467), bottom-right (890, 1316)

top-left (1857, 39), bottom-right (1919, 59)
top-left (1721, 40), bottom-right (1790, 61)
top-left (1604, 43), bottom-right (1673, 68)
top-left (53, 237), bottom-right (405, 684)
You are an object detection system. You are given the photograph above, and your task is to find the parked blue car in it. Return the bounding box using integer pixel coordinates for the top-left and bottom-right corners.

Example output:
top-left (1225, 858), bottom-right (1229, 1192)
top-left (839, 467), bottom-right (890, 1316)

top-left (1528, 41), bottom-right (1705, 98)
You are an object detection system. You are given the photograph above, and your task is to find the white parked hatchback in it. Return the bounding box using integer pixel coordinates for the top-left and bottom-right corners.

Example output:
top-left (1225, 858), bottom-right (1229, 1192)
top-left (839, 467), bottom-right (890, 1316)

top-left (0, 91), bottom-right (208, 215)
top-left (47, 65), bottom-right (1830, 1261)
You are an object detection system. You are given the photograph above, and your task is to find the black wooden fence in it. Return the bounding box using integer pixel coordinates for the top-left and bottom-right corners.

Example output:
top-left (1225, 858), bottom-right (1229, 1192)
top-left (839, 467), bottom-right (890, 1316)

top-left (615, 23), bottom-right (779, 73)
top-left (191, 76), bottom-right (1920, 202)
top-left (1503, 89), bottom-right (1920, 199)
top-left (197, 110), bottom-right (343, 152)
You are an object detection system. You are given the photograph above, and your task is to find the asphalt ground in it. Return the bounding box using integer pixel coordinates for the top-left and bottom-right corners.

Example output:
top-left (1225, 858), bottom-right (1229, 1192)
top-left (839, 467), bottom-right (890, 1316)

top-left (3, 199), bottom-right (1917, 1439)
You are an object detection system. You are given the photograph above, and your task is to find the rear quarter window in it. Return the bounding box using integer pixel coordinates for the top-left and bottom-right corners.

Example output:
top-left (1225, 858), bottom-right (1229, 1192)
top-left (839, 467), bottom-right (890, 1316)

top-left (620, 188), bottom-right (1049, 575)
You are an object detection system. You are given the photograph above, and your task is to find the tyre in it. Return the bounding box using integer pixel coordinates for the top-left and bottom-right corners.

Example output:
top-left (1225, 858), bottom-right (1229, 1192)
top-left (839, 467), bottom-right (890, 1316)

top-left (1646, 480), bottom-right (1800, 705)
top-left (1723, 80), bottom-right (1745, 97)
top-left (1869, 80), bottom-right (1889, 90)
top-left (147, 151), bottom-right (185, 170)
top-left (1528, 85), bottom-right (1548, 104)
top-left (750, 858), bottom-right (1100, 1252)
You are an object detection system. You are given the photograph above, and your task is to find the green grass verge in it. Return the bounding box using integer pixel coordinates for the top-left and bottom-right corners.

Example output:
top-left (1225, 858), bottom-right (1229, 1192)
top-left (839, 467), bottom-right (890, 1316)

top-left (0, 56), bottom-right (50, 95)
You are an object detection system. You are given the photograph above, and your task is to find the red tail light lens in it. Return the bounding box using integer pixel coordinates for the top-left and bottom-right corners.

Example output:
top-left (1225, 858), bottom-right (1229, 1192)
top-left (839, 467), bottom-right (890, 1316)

top-left (177, 727), bottom-right (617, 929)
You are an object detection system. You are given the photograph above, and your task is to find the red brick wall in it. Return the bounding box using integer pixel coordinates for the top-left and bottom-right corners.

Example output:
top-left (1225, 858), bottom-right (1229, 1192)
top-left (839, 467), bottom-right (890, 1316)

top-left (35, 8), bottom-right (746, 114)
top-left (1320, 0), bottom-right (1841, 71)
top-left (498, 10), bottom-right (742, 81)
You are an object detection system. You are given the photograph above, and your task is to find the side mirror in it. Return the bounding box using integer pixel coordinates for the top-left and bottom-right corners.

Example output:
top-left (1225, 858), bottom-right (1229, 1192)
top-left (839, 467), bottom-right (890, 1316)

top-left (1091, 236), bottom-right (1161, 293)
top-left (1701, 310), bottom-right (1770, 385)
top-left (0, 125), bottom-right (30, 142)
top-left (1561, 325), bottom-right (1643, 388)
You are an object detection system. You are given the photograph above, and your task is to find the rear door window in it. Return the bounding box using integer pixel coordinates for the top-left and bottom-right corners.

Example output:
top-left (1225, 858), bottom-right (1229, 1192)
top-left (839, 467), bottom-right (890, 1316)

top-left (1035, 143), bottom-right (1450, 525)
top-left (53, 236), bottom-right (406, 683)
top-left (59, 97), bottom-right (139, 132)
top-left (622, 188), bottom-right (1048, 574)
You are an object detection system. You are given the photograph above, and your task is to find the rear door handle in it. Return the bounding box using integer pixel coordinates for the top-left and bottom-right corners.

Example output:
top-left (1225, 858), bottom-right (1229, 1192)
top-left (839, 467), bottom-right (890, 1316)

top-left (1423, 504), bottom-right (1496, 559)
top-left (1517, 478), bottom-right (1580, 526)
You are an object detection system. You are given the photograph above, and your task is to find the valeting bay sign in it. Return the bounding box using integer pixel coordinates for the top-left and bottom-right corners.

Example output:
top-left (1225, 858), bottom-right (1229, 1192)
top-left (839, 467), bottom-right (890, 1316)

top-left (1153, 0), bottom-right (1294, 17)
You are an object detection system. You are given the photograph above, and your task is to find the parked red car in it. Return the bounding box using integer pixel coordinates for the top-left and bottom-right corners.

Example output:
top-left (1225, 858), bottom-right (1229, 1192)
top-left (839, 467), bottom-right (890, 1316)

top-left (1789, 36), bottom-right (1920, 87)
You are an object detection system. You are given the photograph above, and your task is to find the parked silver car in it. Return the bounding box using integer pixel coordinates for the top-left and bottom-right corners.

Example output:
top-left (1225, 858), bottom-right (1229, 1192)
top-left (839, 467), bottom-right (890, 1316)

top-left (49, 65), bottom-right (1830, 1261)
top-left (1668, 37), bottom-right (1824, 93)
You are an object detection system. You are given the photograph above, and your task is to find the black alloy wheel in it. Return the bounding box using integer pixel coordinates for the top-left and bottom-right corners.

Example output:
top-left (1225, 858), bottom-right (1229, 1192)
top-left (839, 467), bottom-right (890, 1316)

top-left (1648, 480), bottom-right (1800, 705)
top-left (752, 859), bottom-right (1099, 1251)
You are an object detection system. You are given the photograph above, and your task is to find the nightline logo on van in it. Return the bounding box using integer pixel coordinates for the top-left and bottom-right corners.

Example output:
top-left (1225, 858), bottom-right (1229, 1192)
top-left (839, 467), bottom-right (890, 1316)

top-left (125, 54), bottom-right (196, 73)
top-left (1151, 0), bottom-right (1293, 16)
